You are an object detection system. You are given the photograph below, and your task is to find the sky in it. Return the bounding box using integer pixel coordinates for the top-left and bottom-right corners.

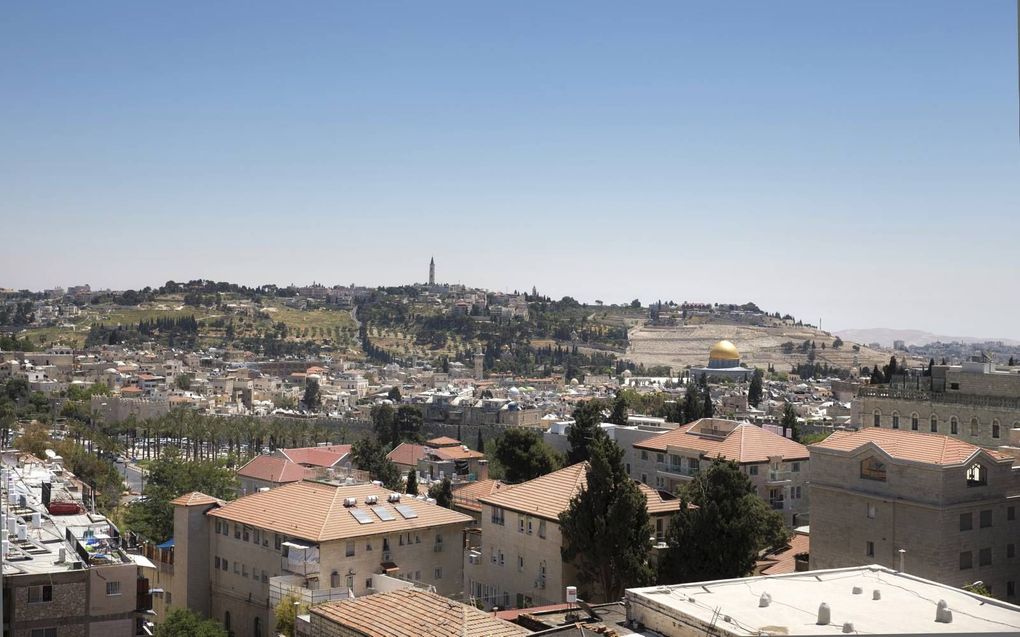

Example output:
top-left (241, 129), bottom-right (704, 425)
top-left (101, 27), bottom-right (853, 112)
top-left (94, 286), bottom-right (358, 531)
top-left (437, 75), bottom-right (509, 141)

top-left (1, 1), bottom-right (1018, 338)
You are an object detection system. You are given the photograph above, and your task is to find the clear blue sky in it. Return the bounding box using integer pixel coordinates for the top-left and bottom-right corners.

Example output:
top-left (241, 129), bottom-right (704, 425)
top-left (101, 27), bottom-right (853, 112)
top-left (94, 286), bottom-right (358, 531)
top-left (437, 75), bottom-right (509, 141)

top-left (2, 1), bottom-right (1018, 338)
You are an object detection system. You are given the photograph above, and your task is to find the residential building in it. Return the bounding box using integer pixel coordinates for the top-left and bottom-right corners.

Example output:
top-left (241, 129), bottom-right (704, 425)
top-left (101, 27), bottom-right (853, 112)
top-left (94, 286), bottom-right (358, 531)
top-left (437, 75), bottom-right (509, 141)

top-left (627, 565), bottom-right (1020, 636)
top-left (469, 463), bottom-right (682, 609)
top-left (809, 428), bottom-right (1020, 599)
top-left (631, 418), bottom-right (810, 526)
top-left (170, 481), bottom-right (473, 637)
top-left (854, 360), bottom-right (1020, 449)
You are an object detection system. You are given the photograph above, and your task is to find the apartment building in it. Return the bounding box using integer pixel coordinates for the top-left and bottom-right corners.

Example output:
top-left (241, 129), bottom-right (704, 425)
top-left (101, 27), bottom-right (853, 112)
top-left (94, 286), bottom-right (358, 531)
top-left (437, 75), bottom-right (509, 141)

top-left (170, 481), bottom-right (473, 637)
top-left (630, 418), bottom-right (810, 526)
top-left (469, 463), bottom-right (681, 610)
top-left (809, 428), bottom-right (1020, 600)
top-left (854, 360), bottom-right (1020, 449)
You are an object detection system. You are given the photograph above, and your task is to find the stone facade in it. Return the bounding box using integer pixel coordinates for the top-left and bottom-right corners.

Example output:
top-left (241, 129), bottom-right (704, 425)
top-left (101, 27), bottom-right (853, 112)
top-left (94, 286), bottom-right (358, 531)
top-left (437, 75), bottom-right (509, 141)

top-left (809, 440), bottom-right (1020, 600)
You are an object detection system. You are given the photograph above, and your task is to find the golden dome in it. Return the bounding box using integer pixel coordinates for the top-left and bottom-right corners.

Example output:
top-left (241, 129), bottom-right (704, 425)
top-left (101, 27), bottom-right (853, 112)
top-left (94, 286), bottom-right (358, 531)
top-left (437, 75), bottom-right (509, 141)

top-left (709, 340), bottom-right (740, 361)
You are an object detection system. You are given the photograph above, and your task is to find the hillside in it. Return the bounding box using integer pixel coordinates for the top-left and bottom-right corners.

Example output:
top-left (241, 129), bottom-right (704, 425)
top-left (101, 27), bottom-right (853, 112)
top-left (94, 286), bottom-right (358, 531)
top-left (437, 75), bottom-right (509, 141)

top-left (626, 321), bottom-right (893, 372)
top-left (834, 327), bottom-right (1020, 348)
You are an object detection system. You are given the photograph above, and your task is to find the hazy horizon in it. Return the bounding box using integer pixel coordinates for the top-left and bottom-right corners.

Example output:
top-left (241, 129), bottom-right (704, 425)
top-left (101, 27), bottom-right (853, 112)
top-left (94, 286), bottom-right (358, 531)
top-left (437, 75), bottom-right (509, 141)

top-left (2, 2), bottom-right (1018, 339)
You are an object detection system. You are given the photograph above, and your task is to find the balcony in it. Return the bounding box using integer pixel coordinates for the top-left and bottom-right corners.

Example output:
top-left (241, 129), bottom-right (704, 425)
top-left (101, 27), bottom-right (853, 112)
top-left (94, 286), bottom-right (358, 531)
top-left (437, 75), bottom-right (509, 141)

top-left (770, 499), bottom-right (785, 511)
top-left (767, 471), bottom-right (792, 484)
top-left (656, 462), bottom-right (700, 479)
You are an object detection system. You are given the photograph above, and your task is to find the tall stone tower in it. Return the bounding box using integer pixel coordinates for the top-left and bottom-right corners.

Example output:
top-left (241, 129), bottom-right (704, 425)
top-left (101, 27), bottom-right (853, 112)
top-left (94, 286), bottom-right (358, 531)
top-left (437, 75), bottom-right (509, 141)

top-left (473, 347), bottom-right (484, 381)
top-left (429, 257), bottom-right (435, 286)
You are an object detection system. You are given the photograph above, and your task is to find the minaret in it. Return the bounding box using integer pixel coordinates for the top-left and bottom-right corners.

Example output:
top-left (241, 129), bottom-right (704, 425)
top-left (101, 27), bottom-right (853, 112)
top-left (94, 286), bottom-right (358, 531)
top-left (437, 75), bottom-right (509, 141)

top-left (429, 257), bottom-right (435, 286)
top-left (473, 347), bottom-right (484, 381)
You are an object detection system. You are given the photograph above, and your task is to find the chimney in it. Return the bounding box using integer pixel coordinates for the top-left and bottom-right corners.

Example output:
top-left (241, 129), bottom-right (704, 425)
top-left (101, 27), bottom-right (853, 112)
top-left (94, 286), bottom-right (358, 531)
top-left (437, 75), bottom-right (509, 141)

top-left (476, 460), bottom-right (489, 482)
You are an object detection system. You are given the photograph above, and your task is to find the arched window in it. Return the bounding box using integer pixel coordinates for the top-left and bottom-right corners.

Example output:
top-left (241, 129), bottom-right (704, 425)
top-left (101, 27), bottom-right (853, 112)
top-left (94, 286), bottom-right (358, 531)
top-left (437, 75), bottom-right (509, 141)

top-left (951, 417), bottom-right (958, 435)
top-left (861, 457), bottom-right (887, 482)
top-left (992, 420), bottom-right (1000, 439)
top-left (891, 412), bottom-right (900, 429)
top-left (966, 463), bottom-right (987, 487)
top-left (930, 415), bottom-right (938, 432)
top-left (970, 418), bottom-right (979, 437)
top-left (873, 410), bottom-right (882, 428)
top-left (911, 413), bottom-right (919, 431)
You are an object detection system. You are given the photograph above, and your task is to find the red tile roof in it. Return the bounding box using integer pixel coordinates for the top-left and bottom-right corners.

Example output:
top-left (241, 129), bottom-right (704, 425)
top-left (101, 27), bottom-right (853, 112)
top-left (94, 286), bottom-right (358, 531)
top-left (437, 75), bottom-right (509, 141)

top-left (170, 492), bottom-right (224, 507)
top-left (387, 443), bottom-right (428, 467)
top-left (811, 428), bottom-right (1010, 466)
top-left (478, 463), bottom-right (683, 521)
top-left (635, 418), bottom-right (809, 463)
top-left (756, 532), bottom-right (810, 576)
top-left (451, 479), bottom-right (510, 513)
top-left (279, 445), bottom-right (351, 467)
top-left (433, 445), bottom-right (485, 461)
top-left (237, 455), bottom-right (314, 484)
top-left (426, 436), bottom-right (462, 447)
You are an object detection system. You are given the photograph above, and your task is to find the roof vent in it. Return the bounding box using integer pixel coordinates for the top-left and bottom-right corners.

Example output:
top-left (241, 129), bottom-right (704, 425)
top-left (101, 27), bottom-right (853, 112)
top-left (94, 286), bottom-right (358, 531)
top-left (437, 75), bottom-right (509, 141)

top-left (872, 589), bottom-right (881, 601)
top-left (935, 600), bottom-right (953, 624)
top-left (343, 497), bottom-right (357, 507)
top-left (388, 493), bottom-right (401, 503)
top-left (842, 622), bottom-right (855, 633)
top-left (851, 586), bottom-right (862, 595)
top-left (759, 593), bottom-right (772, 608)
top-left (817, 603), bottom-right (831, 625)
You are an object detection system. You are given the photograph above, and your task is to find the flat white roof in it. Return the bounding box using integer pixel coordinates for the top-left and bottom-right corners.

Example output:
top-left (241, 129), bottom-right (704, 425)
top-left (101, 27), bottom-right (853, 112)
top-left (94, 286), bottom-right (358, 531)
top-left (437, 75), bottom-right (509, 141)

top-left (627, 565), bottom-right (1020, 636)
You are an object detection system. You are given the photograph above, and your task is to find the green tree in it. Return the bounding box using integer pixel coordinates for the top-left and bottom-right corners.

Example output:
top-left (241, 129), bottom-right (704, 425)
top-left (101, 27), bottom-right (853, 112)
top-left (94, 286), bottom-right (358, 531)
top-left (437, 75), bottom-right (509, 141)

top-left (387, 386), bottom-right (402, 402)
top-left (658, 459), bottom-right (788, 583)
top-left (351, 437), bottom-right (402, 490)
top-left (274, 593), bottom-right (307, 637)
top-left (428, 477), bottom-right (453, 508)
top-left (568, 399), bottom-right (607, 464)
top-left (394, 405), bottom-right (424, 444)
top-left (155, 608), bottom-right (228, 637)
top-left (608, 391), bottom-right (629, 425)
top-left (560, 436), bottom-right (654, 602)
top-left (371, 404), bottom-right (396, 447)
top-left (493, 427), bottom-right (560, 484)
top-left (302, 379), bottom-right (322, 411)
top-left (123, 447), bottom-right (237, 542)
top-left (175, 374), bottom-right (194, 391)
top-left (781, 403), bottom-right (799, 442)
top-left (682, 381), bottom-right (704, 423)
top-left (747, 368), bottom-right (763, 408)
top-left (13, 422), bottom-right (55, 458)
top-left (406, 468), bottom-right (419, 496)
top-left (702, 384), bottom-right (714, 418)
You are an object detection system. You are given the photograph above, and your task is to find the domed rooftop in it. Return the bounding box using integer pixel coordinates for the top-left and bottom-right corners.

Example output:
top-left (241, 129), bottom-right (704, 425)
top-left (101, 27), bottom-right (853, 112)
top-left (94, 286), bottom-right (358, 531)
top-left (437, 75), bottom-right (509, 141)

top-left (709, 340), bottom-right (740, 361)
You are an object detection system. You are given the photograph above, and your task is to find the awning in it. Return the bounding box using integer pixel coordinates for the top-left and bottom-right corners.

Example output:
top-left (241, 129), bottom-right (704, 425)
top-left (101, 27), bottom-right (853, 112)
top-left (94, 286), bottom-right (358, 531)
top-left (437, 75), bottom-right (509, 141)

top-left (129, 554), bottom-right (157, 569)
top-left (380, 562), bottom-right (399, 573)
top-left (156, 539), bottom-right (174, 549)
top-left (282, 541), bottom-right (311, 550)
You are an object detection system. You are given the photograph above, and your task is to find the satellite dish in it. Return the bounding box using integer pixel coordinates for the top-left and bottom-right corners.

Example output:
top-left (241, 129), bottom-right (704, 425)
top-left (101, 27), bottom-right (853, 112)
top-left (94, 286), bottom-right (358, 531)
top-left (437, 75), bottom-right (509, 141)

top-left (44, 449), bottom-right (58, 459)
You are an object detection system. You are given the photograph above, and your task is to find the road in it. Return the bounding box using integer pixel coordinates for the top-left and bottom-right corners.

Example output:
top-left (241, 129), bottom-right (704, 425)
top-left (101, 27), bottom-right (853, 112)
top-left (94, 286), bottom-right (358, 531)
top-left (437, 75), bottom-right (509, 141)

top-left (117, 461), bottom-right (145, 495)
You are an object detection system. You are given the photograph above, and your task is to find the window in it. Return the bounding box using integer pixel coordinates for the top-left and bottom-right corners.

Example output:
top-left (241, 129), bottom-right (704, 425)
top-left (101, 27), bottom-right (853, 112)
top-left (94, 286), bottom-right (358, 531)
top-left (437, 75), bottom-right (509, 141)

top-left (234, 561), bottom-right (239, 574)
top-left (106, 581), bottom-right (121, 596)
top-left (992, 421), bottom-right (1001, 439)
top-left (688, 458), bottom-right (700, 472)
top-left (749, 465), bottom-right (758, 476)
top-left (262, 570), bottom-right (268, 583)
top-left (518, 515), bottom-right (525, 533)
top-left (793, 486), bottom-right (802, 499)
top-left (491, 507), bottom-right (505, 526)
top-left (498, 551), bottom-right (504, 566)
top-left (275, 533), bottom-right (282, 550)
top-left (1008, 544), bottom-right (1015, 559)
top-left (960, 513), bottom-right (973, 531)
top-left (215, 556), bottom-right (221, 569)
top-left (234, 523), bottom-right (241, 539)
top-left (28, 585), bottom-right (53, 603)
top-left (867, 504), bottom-right (876, 519)
top-left (435, 533), bottom-right (444, 549)
top-left (951, 417), bottom-right (958, 435)
top-left (960, 551), bottom-right (973, 570)
top-left (346, 541), bottom-right (355, 557)
top-left (538, 520), bottom-right (546, 539)
top-left (860, 457), bottom-right (887, 482)
top-left (640, 450), bottom-right (648, 460)
top-left (1009, 506), bottom-right (1016, 521)
top-left (966, 463), bottom-right (988, 487)
top-left (222, 559), bottom-right (228, 571)
top-left (970, 419), bottom-right (980, 437)
top-left (980, 510), bottom-right (993, 528)
top-left (791, 462), bottom-right (801, 473)
top-left (873, 411), bottom-right (881, 427)
top-left (656, 453), bottom-right (664, 463)
top-left (866, 541), bottom-right (874, 557)
top-left (655, 518), bottom-right (664, 542)
top-left (242, 526), bottom-right (250, 542)
top-left (517, 555), bottom-right (524, 571)
top-left (331, 571), bottom-right (340, 588)
top-left (399, 534), bottom-right (404, 546)
top-left (253, 529), bottom-right (260, 544)
top-left (31, 629), bottom-right (57, 637)
top-left (1008, 581), bottom-right (1016, 598)
top-left (383, 538), bottom-right (390, 552)
top-left (225, 612), bottom-right (231, 632)
top-left (254, 617), bottom-right (262, 637)
top-left (434, 567), bottom-right (443, 579)
top-left (930, 415), bottom-right (938, 432)
top-left (365, 577), bottom-right (373, 590)
top-left (215, 520), bottom-right (222, 534)
top-left (911, 414), bottom-right (919, 431)
top-left (640, 473), bottom-right (647, 484)
top-left (891, 412), bottom-right (899, 429)
top-left (979, 547), bottom-right (992, 567)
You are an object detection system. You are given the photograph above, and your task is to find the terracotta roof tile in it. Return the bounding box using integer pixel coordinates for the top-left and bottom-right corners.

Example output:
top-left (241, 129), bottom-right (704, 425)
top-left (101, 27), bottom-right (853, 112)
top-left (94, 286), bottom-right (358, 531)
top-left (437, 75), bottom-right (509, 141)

top-left (311, 589), bottom-right (529, 637)
top-left (426, 436), bottom-right (462, 446)
top-left (478, 463), bottom-right (682, 521)
top-left (206, 481), bottom-right (472, 542)
top-left (451, 479), bottom-right (510, 513)
top-left (170, 492), bottom-right (224, 507)
top-left (237, 455), bottom-right (314, 484)
top-left (811, 428), bottom-right (1009, 466)
top-left (757, 532), bottom-right (810, 576)
top-left (387, 443), bottom-right (428, 467)
top-left (635, 418), bottom-right (809, 463)
top-left (433, 446), bottom-right (485, 461)
top-left (279, 445), bottom-right (351, 467)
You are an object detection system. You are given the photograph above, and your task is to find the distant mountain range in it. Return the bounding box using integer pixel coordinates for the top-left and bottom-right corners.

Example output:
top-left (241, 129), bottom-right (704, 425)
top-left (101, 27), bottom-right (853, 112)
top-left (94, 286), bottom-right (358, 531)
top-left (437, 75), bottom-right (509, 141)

top-left (834, 328), bottom-right (1020, 348)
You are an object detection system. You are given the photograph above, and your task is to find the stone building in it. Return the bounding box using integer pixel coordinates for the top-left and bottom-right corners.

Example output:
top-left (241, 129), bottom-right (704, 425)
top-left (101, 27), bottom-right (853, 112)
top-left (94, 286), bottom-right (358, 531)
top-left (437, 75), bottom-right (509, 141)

top-left (170, 481), bottom-right (473, 637)
top-left (630, 418), bottom-right (810, 526)
top-left (467, 462), bottom-right (681, 610)
top-left (854, 360), bottom-right (1020, 450)
top-left (809, 428), bottom-right (1020, 600)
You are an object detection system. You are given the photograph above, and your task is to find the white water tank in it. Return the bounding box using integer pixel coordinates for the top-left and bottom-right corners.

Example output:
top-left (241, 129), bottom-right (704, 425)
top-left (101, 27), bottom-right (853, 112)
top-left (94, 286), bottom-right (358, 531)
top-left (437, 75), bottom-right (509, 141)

top-left (16, 524), bottom-right (27, 541)
top-left (31, 512), bottom-right (41, 529)
top-left (566, 586), bottom-right (578, 603)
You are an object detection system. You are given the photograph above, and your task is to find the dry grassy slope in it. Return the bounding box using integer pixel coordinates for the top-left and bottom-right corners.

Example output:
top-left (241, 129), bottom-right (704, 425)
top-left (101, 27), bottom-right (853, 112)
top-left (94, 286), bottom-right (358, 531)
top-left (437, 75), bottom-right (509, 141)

top-left (625, 321), bottom-right (894, 371)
